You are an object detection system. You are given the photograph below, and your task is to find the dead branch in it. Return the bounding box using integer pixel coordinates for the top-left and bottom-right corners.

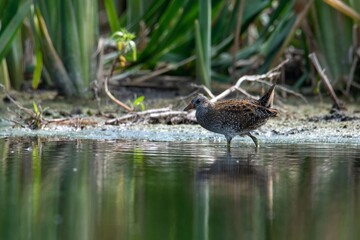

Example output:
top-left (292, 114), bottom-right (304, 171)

top-left (1, 84), bottom-right (101, 129)
top-left (105, 107), bottom-right (171, 124)
top-left (308, 53), bottom-right (345, 111)
top-left (4, 118), bottom-right (27, 128)
top-left (1, 84), bottom-right (37, 118)
top-left (104, 58), bottom-right (133, 112)
top-left (190, 83), bottom-right (215, 98)
top-left (46, 118), bottom-right (99, 128)
top-left (255, 79), bottom-right (308, 103)
top-left (105, 107), bottom-right (194, 125)
top-left (210, 71), bottom-right (281, 102)
top-left (211, 59), bottom-right (289, 102)
top-left (346, 25), bottom-right (359, 95)
top-left (187, 59), bottom-right (305, 103)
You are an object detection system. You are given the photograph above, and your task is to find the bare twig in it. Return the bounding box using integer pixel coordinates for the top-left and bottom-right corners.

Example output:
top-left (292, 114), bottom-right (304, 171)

top-left (105, 107), bottom-right (172, 124)
top-left (308, 53), bottom-right (344, 110)
top-left (347, 55), bottom-right (358, 94)
top-left (189, 83), bottom-right (215, 98)
top-left (3, 118), bottom-right (27, 128)
top-left (346, 25), bottom-right (359, 94)
top-left (211, 71), bottom-right (281, 102)
top-left (0, 84), bottom-right (37, 118)
top-left (184, 59), bottom-right (305, 103)
top-left (104, 59), bottom-right (133, 112)
top-left (148, 111), bottom-right (186, 118)
top-left (210, 59), bottom-right (290, 102)
top-left (233, 86), bottom-right (258, 99)
top-left (349, 80), bottom-right (360, 90)
top-left (255, 79), bottom-right (308, 103)
top-left (105, 107), bottom-right (193, 125)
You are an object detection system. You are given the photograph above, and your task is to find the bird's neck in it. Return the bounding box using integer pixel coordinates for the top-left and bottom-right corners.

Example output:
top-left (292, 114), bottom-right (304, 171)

top-left (196, 102), bottom-right (215, 118)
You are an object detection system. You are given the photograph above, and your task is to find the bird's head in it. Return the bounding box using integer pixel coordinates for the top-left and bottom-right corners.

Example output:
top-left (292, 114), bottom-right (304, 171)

top-left (184, 94), bottom-right (211, 111)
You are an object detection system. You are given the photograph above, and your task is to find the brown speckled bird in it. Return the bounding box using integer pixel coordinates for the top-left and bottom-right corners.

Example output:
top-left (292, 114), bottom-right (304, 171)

top-left (184, 84), bottom-right (279, 149)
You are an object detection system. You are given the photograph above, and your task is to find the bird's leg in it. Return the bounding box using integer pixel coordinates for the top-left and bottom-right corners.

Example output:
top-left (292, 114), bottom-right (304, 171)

top-left (226, 136), bottom-right (232, 151)
top-left (247, 133), bottom-right (259, 148)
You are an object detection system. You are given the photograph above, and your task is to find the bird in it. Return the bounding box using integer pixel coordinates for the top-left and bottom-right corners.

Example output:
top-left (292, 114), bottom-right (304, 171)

top-left (184, 84), bottom-right (279, 149)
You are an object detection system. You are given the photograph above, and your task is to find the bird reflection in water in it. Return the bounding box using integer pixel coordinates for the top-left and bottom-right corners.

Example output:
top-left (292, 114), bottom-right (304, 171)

top-left (194, 149), bottom-right (273, 239)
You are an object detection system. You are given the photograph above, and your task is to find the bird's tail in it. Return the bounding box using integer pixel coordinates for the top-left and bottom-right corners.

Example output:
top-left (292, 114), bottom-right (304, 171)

top-left (257, 84), bottom-right (276, 108)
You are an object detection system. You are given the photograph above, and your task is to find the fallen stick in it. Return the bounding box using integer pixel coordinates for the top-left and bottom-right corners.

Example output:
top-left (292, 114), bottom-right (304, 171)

top-left (1, 84), bottom-right (37, 118)
top-left (105, 107), bottom-right (172, 124)
top-left (211, 59), bottom-right (290, 102)
top-left (187, 59), bottom-right (306, 103)
top-left (104, 58), bottom-right (133, 112)
top-left (149, 111), bottom-right (187, 119)
top-left (255, 79), bottom-right (308, 103)
top-left (211, 71), bottom-right (281, 103)
top-left (308, 53), bottom-right (345, 110)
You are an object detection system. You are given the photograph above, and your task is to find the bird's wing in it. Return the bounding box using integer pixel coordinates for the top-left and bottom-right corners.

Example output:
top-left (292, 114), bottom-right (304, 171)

top-left (216, 100), bottom-right (279, 131)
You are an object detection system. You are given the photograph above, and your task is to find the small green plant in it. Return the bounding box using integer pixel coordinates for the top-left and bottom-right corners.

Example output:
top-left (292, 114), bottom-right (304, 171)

top-left (104, 29), bottom-right (138, 113)
top-left (30, 101), bottom-right (43, 129)
top-left (133, 96), bottom-right (145, 111)
top-left (111, 29), bottom-right (137, 64)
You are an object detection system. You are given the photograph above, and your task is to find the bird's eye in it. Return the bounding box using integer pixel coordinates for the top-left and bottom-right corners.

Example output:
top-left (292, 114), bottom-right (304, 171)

top-left (195, 99), bottom-right (201, 105)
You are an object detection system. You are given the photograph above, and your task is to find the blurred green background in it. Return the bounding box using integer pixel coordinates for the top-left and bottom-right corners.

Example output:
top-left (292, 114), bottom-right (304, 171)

top-left (0, 0), bottom-right (359, 98)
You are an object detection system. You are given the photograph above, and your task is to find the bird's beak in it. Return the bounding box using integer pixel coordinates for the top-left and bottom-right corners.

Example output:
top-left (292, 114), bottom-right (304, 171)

top-left (184, 102), bottom-right (195, 111)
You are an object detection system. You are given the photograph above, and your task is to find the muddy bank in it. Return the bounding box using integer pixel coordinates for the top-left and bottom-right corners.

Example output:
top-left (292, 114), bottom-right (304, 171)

top-left (1, 114), bottom-right (360, 145)
top-left (1, 90), bottom-right (360, 145)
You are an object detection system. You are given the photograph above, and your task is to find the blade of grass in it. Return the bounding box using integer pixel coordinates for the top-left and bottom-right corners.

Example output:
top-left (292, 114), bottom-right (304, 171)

top-left (6, 32), bottom-right (24, 90)
top-left (0, 0), bottom-right (31, 61)
top-left (199, 0), bottom-right (212, 87)
top-left (35, 9), bottom-right (76, 96)
top-left (32, 46), bottom-right (43, 90)
top-left (104, 0), bottom-right (120, 32)
top-left (313, 0), bottom-right (352, 82)
top-left (0, 59), bottom-right (11, 89)
top-left (270, 0), bottom-right (314, 68)
top-left (195, 20), bottom-right (210, 87)
top-left (60, 0), bottom-right (84, 94)
top-left (324, 0), bottom-right (360, 21)
top-left (139, 0), bottom-right (189, 60)
top-left (127, 0), bottom-right (143, 30)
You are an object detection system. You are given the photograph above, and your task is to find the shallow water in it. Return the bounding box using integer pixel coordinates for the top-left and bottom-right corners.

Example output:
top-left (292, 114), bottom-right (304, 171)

top-left (0, 138), bottom-right (360, 240)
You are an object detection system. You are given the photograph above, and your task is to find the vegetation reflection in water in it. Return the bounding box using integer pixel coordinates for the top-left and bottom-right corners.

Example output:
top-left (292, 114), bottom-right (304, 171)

top-left (0, 138), bottom-right (360, 240)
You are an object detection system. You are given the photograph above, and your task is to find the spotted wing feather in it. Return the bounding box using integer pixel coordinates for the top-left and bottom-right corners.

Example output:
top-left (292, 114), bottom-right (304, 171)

top-left (215, 100), bottom-right (278, 133)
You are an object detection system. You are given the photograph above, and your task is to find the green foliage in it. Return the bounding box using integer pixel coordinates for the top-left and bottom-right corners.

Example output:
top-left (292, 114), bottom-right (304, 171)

top-left (309, 0), bottom-right (358, 89)
top-left (133, 96), bottom-right (145, 111)
top-left (36, 0), bottom-right (98, 96)
top-left (0, 0), bottom-right (31, 90)
top-left (1, 0), bottom-right (360, 97)
top-left (31, 47), bottom-right (43, 90)
top-left (111, 30), bottom-right (137, 62)
top-left (117, 0), bottom-right (296, 84)
top-left (0, 0), bottom-right (99, 96)
top-left (197, 0), bottom-right (211, 87)
top-left (31, 101), bottom-right (42, 129)
top-left (0, 0), bottom-right (31, 61)
top-left (0, 60), bottom-right (10, 89)
top-left (104, 0), bottom-right (121, 33)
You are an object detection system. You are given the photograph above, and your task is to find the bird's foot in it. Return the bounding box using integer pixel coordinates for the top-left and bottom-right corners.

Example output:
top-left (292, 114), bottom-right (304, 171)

top-left (247, 133), bottom-right (259, 148)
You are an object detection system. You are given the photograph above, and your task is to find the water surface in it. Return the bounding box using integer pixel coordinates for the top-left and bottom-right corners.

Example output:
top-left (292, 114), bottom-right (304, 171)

top-left (0, 138), bottom-right (360, 240)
